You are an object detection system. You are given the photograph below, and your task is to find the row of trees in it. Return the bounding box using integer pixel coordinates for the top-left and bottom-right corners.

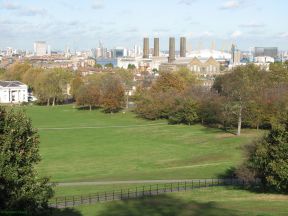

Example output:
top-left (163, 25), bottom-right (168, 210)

top-left (71, 69), bottom-right (134, 112)
top-left (3, 62), bottom-right (72, 106)
top-left (135, 64), bottom-right (288, 135)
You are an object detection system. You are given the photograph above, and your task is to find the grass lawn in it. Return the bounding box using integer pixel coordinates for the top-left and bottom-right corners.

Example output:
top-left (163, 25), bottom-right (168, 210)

top-left (22, 105), bottom-right (262, 183)
top-left (51, 187), bottom-right (288, 216)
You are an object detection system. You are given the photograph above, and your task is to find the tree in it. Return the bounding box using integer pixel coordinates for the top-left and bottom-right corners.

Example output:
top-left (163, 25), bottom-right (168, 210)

top-left (4, 62), bottom-right (31, 81)
top-left (100, 75), bottom-right (125, 113)
top-left (236, 126), bottom-right (288, 193)
top-left (0, 107), bottom-right (53, 214)
top-left (213, 65), bottom-right (266, 135)
top-left (71, 74), bottom-right (84, 98)
top-left (76, 83), bottom-right (101, 111)
top-left (94, 64), bottom-right (102, 69)
top-left (127, 64), bottom-right (136, 70)
top-left (105, 63), bottom-right (114, 68)
top-left (34, 68), bottom-right (72, 106)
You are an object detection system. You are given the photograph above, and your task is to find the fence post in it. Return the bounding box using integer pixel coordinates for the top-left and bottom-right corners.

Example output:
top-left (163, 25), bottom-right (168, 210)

top-left (199, 179), bottom-right (200, 188)
top-left (73, 196), bottom-right (75, 207)
top-left (65, 197), bottom-right (67, 208)
top-left (157, 184), bottom-right (159, 195)
top-left (171, 183), bottom-right (172, 192)
top-left (97, 193), bottom-right (100, 202)
top-left (178, 182), bottom-right (180, 191)
top-left (136, 187), bottom-right (138, 198)
top-left (113, 191), bottom-right (115, 200)
top-left (212, 179), bottom-right (213, 186)
top-left (55, 198), bottom-right (58, 208)
top-left (105, 192), bottom-right (107, 201)
top-left (185, 181), bottom-right (187, 191)
top-left (142, 186), bottom-right (144, 196)
top-left (81, 195), bottom-right (83, 204)
top-left (192, 180), bottom-right (193, 189)
top-left (128, 189), bottom-right (130, 199)
top-left (149, 185), bottom-right (152, 196)
top-left (121, 189), bottom-right (123, 200)
top-left (89, 194), bottom-right (91, 204)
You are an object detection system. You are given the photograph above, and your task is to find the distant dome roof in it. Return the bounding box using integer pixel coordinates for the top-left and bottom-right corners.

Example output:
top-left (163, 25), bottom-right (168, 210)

top-left (187, 49), bottom-right (231, 60)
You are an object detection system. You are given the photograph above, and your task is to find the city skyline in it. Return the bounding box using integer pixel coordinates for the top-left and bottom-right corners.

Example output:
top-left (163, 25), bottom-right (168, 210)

top-left (0, 0), bottom-right (287, 50)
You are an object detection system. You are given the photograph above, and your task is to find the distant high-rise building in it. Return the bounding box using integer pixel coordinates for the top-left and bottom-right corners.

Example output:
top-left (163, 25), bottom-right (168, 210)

top-left (180, 37), bottom-right (186, 57)
top-left (153, 38), bottom-right (159, 57)
top-left (168, 37), bottom-right (176, 63)
top-left (254, 47), bottom-right (278, 58)
top-left (33, 41), bottom-right (49, 56)
top-left (231, 44), bottom-right (241, 65)
top-left (143, 38), bottom-right (149, 58)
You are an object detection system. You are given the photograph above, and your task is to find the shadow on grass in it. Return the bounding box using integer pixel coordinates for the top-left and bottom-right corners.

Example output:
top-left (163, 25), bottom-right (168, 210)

top-left (98, 195), bottom-right (243, 216)
top-left (49, 208), bottom-right (83, 216)
top-left (76, 106), bottom-right (101, 111)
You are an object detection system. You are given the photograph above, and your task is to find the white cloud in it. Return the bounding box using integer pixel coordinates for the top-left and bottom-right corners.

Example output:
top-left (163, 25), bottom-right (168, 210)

top-left (178, 0), bottom-right (197, 6)
top-left (19, 7), bottom-right (47, 16)
top-left (220, 0), bottom-right (241, 9)
top-left (279, 32), bottom-right (288, 38)
top-left (92, 0), bottom-right (104, 9)
top-left (1, 0), bottom-right (20, 10)
top-left (231, 30), bottom-right (242, 38)
top-left (239, 21), bottom-right (265, 28)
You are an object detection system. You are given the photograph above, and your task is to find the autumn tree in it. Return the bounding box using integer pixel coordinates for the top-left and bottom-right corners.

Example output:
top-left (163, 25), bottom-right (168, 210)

top-left (100, 74), bottom-right (125, 113)
top-left (213, 65), bottom-right (267, 135)
top-left (76, 82), bottom-right (101, 111)
top-left (4, 62), bottom-right (31, 81)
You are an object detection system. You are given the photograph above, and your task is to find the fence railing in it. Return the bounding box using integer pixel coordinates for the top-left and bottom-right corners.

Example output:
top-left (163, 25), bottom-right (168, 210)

top-left (49, 178), bottom-right (258, 209)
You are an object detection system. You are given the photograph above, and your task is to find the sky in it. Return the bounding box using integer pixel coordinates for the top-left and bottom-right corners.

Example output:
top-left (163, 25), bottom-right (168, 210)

top-left (0, 0), bottom-right (287, 51)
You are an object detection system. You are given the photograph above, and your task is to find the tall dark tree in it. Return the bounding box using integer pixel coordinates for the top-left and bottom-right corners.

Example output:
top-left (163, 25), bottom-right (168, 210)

top-left (0, 107), bottom-right (53, 215)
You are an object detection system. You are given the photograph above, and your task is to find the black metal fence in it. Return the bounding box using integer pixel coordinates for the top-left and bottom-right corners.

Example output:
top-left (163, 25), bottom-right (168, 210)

top-left (49, 178), bottom-right (255, 209)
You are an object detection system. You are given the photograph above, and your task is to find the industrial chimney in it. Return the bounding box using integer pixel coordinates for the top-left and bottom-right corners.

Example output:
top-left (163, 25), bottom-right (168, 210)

top-left (143, 37), bottom-right (149, 59)
top-left (168, 37), bottom-right (176, 63)
top-left (180, 37), bottom-right (186, 57)
top-left (153, 38), bottom-right (159, 57)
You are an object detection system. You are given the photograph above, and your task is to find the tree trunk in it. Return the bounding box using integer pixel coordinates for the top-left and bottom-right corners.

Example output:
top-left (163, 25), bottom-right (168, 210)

top-left (89, 105), bottom-right (92, 111)
top-left (47, 98), bottom-right (50, 106)
top-left (52, 97), bottom-right (56, 106)
top-left (237, 106), bottom-right (242, 136)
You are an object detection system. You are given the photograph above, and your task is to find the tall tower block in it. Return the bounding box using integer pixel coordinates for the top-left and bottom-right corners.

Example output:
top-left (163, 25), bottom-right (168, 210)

top-left (143, 37), bottom-right (149, 59)
top-left (168, 37), bottom-right (176, 63)
top-left (153, 38), bottom-right (160, 57)
top-left (180, 37), bottom-right (186, 57)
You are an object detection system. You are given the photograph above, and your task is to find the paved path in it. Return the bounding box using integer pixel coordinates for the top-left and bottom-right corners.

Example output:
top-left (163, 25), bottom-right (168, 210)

top-left (38, 123), bottom-right (167, 130)
top-left (55, 179), bottom-right (221, 187)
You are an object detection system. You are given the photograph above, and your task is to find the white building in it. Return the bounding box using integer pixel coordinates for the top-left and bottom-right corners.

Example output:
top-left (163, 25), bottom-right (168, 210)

top-left (0, 81), bottom-right (28, 103)
top-left (34, 41), bottom-right (49, 56)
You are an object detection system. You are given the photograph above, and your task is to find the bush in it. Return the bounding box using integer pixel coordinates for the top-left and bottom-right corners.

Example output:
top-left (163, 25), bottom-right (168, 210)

top-left (237, 127), bottom-right (288, 193)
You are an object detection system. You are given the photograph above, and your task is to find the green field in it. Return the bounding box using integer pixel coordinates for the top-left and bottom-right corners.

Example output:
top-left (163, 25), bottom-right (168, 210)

top-left (20, 105), bottom-right (287, 216)
top-left (52, 187), bottom-right (288, 216)
top-left (23, 105), bottom-right (261, 183)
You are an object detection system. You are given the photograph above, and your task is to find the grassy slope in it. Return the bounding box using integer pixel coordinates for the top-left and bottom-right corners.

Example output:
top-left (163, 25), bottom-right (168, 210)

top-left (52, 187), bottom-right (288, 216)
top-left (23, 105), bottom-right (261, 183)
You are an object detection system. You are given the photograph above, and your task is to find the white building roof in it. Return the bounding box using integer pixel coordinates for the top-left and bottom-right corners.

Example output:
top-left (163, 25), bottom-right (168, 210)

top-left (187, 49), bottom-right (231, 60)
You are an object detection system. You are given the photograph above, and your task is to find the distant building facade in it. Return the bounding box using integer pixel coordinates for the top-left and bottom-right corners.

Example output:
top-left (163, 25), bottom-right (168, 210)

top-left (0, 81), bottom-right (28, 103)
top-left (34, 41), bottom-right (50, 56)
top-left (254, 47), bottom-right (278, 58)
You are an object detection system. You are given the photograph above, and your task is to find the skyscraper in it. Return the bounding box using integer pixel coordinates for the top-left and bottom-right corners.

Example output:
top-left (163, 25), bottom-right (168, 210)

top-left (153, 38), bottom-right (159, 57)
top-left (168, 37), bottom-right (176, 63)
top-left (143, 38), bottom-right (149, 59)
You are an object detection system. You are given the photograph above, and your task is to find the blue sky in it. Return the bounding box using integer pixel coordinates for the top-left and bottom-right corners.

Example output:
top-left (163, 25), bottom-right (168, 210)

top-left (0, 0), bottom-right (287, 51)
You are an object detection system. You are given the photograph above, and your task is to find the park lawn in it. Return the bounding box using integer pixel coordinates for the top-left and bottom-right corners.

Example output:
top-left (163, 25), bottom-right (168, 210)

top-left (22, 105), bottom-right (263, 183)
top-left (52, 187), bottom-right (288, 216)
